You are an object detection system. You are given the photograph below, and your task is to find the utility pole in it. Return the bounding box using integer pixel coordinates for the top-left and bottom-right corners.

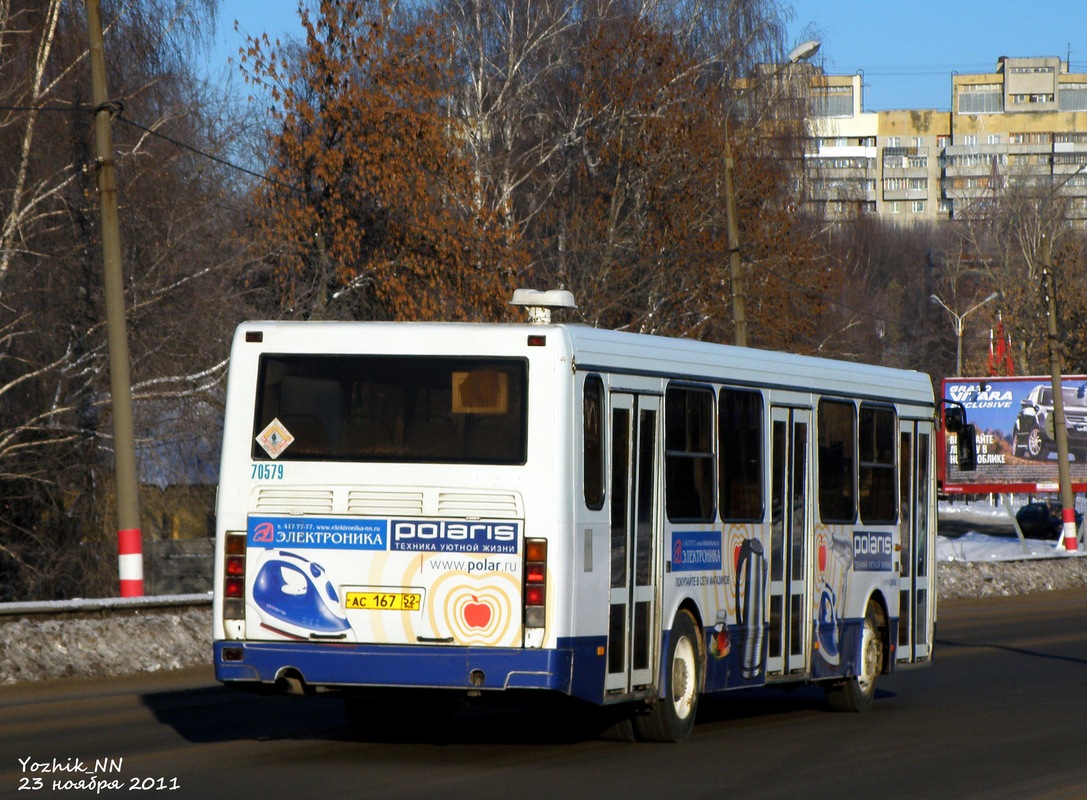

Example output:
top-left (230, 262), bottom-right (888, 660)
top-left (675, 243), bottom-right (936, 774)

top-left (87, 0), bottom-right (144, 594)
top-left (723, 41), bottom-right (819, 350)
top-left (1041, 236), bottom-right (1078, 551)
top-left (723, 121), bottom-right (746, 348)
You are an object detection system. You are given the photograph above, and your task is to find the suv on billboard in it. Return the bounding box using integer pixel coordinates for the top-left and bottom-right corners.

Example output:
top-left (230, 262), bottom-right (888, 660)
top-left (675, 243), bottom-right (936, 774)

top-left (1012, 384), bottom-right (1087, 460)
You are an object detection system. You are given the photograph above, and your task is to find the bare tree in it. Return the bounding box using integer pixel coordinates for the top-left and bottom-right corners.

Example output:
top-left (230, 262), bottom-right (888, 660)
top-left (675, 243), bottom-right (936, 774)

top-left (424, 0), bottom-right (820, 345)
top-left (817, 216), bottom-right (964, 379)
top-left (0, 0), bottom-right (253, 600)
top-left (436, 0), bottom-right (580, 237)
top-left (951, 163), bottom-right (1087, 376)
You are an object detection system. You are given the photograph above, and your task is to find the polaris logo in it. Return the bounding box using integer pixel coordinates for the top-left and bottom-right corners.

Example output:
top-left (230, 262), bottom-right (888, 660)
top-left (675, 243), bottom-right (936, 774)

top-left (390, 519), bottom-right (520, 554)
top-left (853, 531), bottom-right (893, 571)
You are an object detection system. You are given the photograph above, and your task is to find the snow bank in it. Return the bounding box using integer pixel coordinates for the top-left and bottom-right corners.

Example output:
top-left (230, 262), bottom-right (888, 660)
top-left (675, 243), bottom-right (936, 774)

top-left (1, 606), bottom-right (211, 685)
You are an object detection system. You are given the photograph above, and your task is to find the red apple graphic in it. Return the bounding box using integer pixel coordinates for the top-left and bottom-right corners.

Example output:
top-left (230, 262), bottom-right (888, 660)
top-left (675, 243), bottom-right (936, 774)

top-left (463, 596), bottom-right (492, 629)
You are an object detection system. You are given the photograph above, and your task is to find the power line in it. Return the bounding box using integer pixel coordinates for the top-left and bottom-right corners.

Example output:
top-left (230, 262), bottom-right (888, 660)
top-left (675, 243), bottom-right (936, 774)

top-left (116, 114), bottom-right (300, 193)
top-left (0, 102), bottom-right (298, 193)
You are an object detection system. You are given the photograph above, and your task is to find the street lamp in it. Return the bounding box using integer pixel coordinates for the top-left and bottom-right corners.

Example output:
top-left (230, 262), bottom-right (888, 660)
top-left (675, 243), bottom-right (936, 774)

top-left (930, 291), bottom-right (999, 376)
top-left (788, 40), bottom-right (821, 63)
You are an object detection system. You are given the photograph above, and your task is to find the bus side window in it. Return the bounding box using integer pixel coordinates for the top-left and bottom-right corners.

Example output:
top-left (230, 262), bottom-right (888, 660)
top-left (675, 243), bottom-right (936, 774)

top-left (859, 404), bottom-right (897, 523)
top-left (584, 376), bottom-right (605, 510)
top-left (665, 384), bottom-right (716, 522)
top-left (719, 388), bottom-right (764, 521)
top-left (818, 399), bottom-right (857, 523)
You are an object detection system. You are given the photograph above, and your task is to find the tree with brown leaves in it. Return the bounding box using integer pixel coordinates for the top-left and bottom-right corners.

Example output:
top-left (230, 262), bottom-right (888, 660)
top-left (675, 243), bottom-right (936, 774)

top-left (245, 0), bottom-right (522, 322)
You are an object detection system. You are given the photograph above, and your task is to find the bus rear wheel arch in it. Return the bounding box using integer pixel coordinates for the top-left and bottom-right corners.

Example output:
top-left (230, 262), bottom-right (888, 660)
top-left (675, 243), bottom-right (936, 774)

top-left (824, 600), bottom-right (886, 713)
top-left (634, 608), bottom-right (703, 743)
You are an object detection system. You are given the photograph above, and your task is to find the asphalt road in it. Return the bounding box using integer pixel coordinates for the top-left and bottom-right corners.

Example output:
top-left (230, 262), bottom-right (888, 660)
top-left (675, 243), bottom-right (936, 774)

top-left (3, 590), bottom-right (1087, 800)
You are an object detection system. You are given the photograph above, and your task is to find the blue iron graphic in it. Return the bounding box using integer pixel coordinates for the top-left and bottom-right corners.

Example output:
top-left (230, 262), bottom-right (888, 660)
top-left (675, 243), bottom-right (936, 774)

top-left (251, 550), bottom-right (353, 640)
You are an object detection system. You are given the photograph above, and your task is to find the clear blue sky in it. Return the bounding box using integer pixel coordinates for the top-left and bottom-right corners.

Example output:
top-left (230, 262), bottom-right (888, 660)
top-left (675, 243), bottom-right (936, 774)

top-left (208, 0), bottom-right (1085, 112)
top-left (789, 0), bottom-right (1084, 111)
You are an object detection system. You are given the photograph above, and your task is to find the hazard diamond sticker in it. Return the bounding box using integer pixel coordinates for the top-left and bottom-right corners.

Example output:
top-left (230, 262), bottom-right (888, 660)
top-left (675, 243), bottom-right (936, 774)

top-left (256, 418), bottom-right (294, 459)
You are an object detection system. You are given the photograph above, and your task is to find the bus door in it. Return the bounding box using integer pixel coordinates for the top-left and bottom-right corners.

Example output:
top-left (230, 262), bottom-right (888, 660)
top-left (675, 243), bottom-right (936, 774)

top-left (605, 392), bottom-right (661, 694)
top-left (897, 420), bottom-right (934, 663)
top-left (767, 406), bottom-right (812, 677)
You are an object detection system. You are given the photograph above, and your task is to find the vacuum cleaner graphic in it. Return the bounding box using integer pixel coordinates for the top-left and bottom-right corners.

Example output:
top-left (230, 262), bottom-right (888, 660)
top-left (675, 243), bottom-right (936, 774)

top-left (251, 549), bottom-right (353, 640)
top-left (816, 582), bottom-right (841, 665)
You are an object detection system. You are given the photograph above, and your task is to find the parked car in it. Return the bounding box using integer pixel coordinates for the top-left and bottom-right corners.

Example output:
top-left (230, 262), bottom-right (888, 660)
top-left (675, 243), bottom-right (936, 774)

top-left (1015, 501), bottom-right (1084, 540)
top-left (1012, 384), bottom-right (1087, 460)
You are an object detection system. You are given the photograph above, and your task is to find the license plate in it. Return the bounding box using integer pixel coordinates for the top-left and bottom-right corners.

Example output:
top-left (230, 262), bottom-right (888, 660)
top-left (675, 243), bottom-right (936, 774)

top-left (344, 591), bottom-right (421, 611)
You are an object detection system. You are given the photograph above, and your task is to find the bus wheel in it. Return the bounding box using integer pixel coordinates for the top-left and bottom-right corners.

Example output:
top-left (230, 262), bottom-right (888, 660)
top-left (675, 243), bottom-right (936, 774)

top-left (825, 603), bottom-right (884, 713)
top-left (635, 610), bottom-right (702, 742)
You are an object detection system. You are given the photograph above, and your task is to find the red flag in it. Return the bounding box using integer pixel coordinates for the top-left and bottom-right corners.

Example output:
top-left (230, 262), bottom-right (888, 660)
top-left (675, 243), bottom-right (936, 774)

top-left (988, 315), bottom-right (1014, 376)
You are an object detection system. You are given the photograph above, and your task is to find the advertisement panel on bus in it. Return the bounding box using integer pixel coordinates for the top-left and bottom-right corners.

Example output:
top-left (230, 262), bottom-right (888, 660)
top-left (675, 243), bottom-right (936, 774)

top-left (940, 376), bottom-right (1087, 493)
top-left (243, 515), bottom-right (524, 646)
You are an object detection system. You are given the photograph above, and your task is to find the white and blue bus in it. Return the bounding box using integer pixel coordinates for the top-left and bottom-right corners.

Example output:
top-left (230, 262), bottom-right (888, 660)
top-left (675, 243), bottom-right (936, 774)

top-left (213, 290), bottom-right (973, 741)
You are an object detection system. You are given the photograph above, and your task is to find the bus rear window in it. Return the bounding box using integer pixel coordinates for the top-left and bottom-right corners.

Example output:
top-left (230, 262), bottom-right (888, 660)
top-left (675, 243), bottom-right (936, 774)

top-left (251, 355), bottom-right (528, 464)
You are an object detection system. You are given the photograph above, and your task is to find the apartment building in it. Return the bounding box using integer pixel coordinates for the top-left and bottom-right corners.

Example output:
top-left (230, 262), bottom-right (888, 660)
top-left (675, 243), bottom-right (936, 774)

top-left (804, 56), bottom-right (1087, 224)
top-left (805, 73), bottom-right (880, 217)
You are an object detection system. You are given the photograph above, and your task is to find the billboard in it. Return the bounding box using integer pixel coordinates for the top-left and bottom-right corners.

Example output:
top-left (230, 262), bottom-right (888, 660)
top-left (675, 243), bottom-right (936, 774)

top-left (940, 376), bottom-right (1087, 493)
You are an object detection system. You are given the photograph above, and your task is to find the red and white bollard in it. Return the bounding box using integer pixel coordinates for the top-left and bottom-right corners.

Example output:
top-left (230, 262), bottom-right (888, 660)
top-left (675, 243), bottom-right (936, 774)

top-left (1059, 508), bottom-right (1078, 553)
top-left (118, 527), bottom-right (144, 597)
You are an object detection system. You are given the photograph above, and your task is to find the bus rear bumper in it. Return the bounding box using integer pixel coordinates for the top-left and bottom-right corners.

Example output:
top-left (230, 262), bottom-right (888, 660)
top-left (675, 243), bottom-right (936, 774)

top-left (214, 638), bottom-right (605, 700)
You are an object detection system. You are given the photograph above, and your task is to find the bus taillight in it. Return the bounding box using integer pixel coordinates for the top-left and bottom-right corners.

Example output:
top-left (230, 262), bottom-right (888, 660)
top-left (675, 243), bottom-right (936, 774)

top-left (524, 538), bottom-right (547, 632)
top-left (223, 532), bottom-right (247, 620)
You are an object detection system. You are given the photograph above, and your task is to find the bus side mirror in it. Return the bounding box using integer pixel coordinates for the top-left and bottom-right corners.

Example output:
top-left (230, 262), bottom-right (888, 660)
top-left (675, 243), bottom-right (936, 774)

top-left (957, 424), bottom-right (978, 472)
top-left (944, 405), bottom-right (966, 434)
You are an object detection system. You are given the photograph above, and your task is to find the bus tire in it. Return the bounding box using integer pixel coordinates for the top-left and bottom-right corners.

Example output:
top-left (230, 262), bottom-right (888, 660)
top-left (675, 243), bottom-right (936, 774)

top-left (634, 609), bottom-right (702, 743)
top-left (825, 602), bottom-right (884, 713)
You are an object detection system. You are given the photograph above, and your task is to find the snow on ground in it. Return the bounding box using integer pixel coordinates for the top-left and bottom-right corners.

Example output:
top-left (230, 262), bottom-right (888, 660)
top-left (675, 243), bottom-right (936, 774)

top-left (936, 499), bottom-right (1083, 562)
top-left (935, 497), bottom-right (1087, 601)
top-left (3, 499), bottom-right (1087, 685)
top-left (938, 532), bottom-right (1066, 561)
